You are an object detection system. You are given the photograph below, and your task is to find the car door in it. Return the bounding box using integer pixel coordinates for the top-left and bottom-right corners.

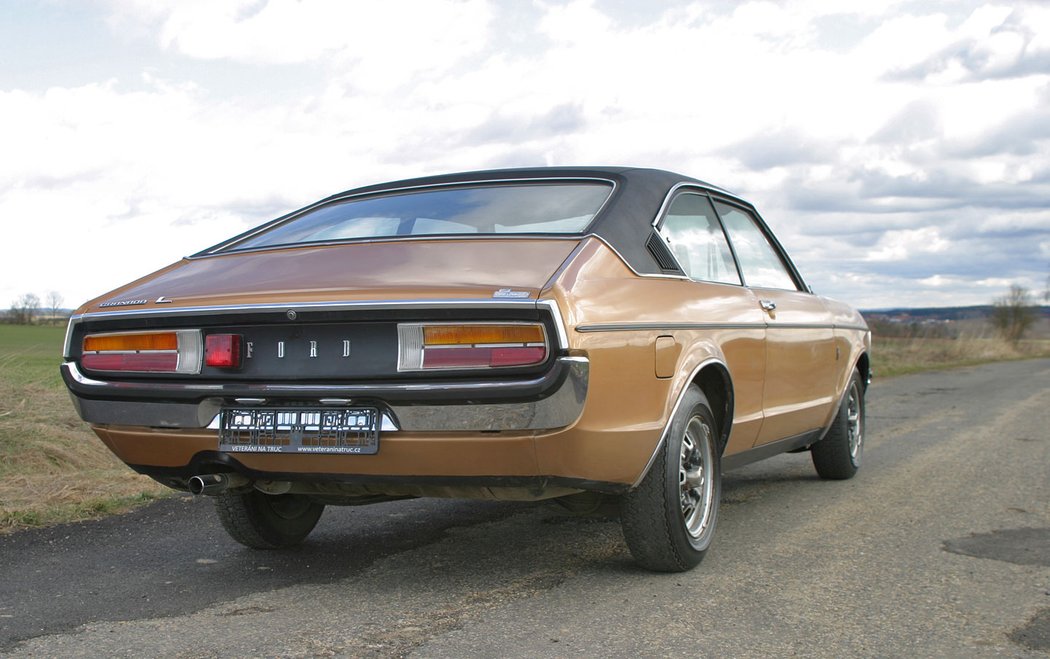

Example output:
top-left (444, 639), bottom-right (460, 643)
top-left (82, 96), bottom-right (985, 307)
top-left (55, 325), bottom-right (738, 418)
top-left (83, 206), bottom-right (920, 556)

top-left (713, 199), bottom-right (838, 446)
top-left (655, 191), bottom-right (767, 454)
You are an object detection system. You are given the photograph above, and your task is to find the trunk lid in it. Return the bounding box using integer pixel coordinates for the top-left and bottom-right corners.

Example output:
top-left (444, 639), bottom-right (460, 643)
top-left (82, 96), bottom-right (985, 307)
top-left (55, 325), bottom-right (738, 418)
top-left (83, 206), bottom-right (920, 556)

top-left (79, 238), bottom-right (581, 314)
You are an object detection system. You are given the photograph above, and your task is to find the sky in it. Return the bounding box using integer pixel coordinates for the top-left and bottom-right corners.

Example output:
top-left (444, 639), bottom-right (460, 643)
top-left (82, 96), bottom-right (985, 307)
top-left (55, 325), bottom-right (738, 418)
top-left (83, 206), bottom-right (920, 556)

top-left (2, 0), bottom-right (1049, 311)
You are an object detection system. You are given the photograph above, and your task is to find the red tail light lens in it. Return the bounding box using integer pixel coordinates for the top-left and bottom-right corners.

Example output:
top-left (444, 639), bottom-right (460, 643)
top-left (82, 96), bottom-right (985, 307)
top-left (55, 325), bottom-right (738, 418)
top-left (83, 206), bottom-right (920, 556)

top-left (205, 334), bottom-right (242, 369)
top-left (398, 323), bottom-right (548, 371)
top-left (81, 330), bottom-right (202, 374)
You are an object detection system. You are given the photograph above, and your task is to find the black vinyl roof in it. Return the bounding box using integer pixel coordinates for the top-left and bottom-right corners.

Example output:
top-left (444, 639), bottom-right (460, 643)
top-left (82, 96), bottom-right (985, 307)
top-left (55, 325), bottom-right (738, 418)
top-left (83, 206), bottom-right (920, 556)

top-left (309, 167), bottom-right (752, 276)
top-left (201, 167), bottom-right (759, 277)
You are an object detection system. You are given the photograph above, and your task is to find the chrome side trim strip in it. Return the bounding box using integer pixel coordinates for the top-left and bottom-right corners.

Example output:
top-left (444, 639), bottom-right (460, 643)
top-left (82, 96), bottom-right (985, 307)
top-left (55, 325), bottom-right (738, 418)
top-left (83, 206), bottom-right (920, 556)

top-left (576, 321), bottom-right (862, 333)
top-left (630, 357), bottom-right (729, 490)
top-left (538, 299), bottom-right (569, 350)
top-left (577, 322), bottom-right (764, 333)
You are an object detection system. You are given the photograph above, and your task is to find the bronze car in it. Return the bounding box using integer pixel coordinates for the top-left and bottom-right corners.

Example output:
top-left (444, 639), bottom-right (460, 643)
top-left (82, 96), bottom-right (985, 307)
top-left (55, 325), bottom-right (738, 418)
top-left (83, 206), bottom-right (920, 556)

top-left (62, 167), bottom-right (870, 572)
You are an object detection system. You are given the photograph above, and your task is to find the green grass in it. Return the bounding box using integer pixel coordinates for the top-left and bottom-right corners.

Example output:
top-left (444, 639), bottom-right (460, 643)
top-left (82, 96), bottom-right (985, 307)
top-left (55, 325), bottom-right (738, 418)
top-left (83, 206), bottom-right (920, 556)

top-left (872, 335), bottom-right (1050, 377)
top-left (0, 324), bottom-right (169, 534)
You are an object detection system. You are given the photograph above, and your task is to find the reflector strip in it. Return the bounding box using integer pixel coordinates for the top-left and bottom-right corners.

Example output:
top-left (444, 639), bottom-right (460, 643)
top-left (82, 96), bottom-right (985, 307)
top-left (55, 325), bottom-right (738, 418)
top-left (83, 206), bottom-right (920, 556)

top-left (205, 334), bottom-right (242, 369)
top-left (81, 352), bottom-right (180, 373)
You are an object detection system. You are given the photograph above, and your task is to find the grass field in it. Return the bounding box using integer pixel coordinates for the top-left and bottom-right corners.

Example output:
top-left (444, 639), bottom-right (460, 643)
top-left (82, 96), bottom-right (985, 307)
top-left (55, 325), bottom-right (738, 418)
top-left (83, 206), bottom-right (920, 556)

top-left (0, 324), bottom-right (167, 532)
top-left (1, 323), bottom-right (1048, 534)
top-left (874, 335), bottom-right (1050, 376)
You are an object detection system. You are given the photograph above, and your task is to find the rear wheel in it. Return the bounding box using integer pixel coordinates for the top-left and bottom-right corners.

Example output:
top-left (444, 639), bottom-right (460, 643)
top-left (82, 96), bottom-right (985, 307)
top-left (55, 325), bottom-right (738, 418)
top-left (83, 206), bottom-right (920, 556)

top-left (621, 386), bottom-right (721, 572)
top-left (215, 490), bottom-right (325, 549)
top-left (811, 368), bottom-right (865, 480)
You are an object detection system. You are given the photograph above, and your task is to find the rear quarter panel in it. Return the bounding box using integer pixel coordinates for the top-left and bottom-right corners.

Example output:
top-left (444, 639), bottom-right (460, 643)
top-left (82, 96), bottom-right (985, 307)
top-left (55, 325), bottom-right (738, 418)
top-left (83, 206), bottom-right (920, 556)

top-left (537, 238), bottom-right (766, 484)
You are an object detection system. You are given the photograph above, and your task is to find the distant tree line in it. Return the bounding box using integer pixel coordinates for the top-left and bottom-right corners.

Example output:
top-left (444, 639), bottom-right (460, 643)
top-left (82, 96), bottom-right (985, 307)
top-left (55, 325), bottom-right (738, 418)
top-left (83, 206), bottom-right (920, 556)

top-left (852, 283), bottom-right (1045, 343)
top-left (5, 291), bottom-right (65, 325)
top-left (990, 285), bottom-right (1037, 344)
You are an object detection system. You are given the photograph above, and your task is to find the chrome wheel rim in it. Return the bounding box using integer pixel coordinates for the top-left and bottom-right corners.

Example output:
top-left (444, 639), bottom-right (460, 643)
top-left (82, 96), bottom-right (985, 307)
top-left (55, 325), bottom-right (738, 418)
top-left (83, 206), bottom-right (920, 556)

top-left (679, 417), bottom-right (716, 539)
top-left (846, 381), bottom-right (863, 463)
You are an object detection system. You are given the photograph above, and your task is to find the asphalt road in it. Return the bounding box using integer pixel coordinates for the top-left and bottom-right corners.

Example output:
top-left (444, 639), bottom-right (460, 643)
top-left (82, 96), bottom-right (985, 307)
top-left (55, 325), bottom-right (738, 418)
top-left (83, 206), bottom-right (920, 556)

top-left (2, 359), bottom-right (1048, 657)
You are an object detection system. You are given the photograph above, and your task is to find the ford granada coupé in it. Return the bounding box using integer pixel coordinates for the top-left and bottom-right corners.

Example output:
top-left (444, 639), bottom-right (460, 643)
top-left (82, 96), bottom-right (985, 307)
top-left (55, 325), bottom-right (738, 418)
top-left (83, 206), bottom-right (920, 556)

top-left (62, 167), bottom-right (869, 572)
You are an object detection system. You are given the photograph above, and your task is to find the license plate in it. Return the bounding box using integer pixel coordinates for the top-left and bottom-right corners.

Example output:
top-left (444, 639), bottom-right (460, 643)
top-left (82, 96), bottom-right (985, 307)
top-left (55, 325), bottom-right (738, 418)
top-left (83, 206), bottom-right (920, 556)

top-left (218, 407), bottom-right (380, 455)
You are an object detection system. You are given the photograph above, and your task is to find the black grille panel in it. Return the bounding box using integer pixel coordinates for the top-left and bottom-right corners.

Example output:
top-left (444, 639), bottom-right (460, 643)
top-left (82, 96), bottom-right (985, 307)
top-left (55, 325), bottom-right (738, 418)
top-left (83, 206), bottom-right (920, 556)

top-left (646, 232), bottom-right (682, 273)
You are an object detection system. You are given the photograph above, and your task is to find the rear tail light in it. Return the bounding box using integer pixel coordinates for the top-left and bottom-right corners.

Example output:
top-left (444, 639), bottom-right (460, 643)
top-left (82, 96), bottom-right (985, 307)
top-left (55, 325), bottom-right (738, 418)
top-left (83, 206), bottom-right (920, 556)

top-left (397, 323), bottom-right (548, 371)
top-left (205, 334), bottom-right (242, 369)
top-left (81, 330), bottom-right (202, 374)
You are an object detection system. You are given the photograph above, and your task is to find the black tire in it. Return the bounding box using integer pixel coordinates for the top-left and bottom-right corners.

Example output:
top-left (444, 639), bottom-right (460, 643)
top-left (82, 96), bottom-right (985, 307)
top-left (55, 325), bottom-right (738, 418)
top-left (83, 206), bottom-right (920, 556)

top-left (215, 490), bottom-right (325, 549)
top-left (621, 385), bottom-right (721, 572)
top-left (811, 368), bottom-right (865, 480)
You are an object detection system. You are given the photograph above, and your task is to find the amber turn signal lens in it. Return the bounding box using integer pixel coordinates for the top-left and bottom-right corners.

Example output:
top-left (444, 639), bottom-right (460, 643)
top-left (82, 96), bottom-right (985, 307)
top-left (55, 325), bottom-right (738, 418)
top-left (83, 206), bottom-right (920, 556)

top-left (423, 325), bottom-right (545, 346)
top-left (83, 332), bottom-right (179, 352)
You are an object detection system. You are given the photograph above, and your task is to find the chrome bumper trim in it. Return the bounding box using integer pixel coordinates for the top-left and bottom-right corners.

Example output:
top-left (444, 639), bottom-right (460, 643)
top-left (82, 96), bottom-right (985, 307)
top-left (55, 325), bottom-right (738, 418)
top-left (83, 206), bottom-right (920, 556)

top-left (66, 357), bottom-right (588, 432)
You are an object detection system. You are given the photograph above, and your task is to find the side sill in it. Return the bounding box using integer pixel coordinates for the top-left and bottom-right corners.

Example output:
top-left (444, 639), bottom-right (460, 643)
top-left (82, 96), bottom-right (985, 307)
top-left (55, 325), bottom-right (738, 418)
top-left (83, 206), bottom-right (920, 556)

top-left (130, 455), bottom-right (632, 497)
top-left (721, 429), bottom-right (823, 472)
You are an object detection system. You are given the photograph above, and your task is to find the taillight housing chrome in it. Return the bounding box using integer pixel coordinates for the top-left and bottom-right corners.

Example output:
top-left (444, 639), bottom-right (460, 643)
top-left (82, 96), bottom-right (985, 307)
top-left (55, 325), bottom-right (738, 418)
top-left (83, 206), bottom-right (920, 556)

top-left (397, 323), bottom-right (548, 371)
top-left (81, 330), bottom-right (202, 374)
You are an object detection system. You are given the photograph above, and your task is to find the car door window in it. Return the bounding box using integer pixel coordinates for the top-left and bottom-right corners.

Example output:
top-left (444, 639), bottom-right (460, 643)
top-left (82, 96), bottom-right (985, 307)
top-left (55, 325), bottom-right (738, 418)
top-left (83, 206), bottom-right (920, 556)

top-left (715, 202), bottom-right (798, 291)
top-left (659, 194), bottom-right (741, 285)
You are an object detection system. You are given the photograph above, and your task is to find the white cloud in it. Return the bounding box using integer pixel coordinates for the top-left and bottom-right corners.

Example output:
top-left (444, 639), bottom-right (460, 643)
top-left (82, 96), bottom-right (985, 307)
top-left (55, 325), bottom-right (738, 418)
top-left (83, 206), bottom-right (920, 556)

top-left (867, 228), bottom-right (952, 263)
top-left (2, 1), bottom-right (1048, 310)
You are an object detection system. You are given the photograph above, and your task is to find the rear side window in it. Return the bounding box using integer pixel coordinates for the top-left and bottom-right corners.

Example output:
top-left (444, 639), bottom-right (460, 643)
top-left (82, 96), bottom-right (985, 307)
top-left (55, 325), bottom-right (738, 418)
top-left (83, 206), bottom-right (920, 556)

top-left (715, 202), bottom-right (798, 291)
top-left (222, 182), bottom-right (612, 251)
top-left (659, 194), bottom-right (741, 285)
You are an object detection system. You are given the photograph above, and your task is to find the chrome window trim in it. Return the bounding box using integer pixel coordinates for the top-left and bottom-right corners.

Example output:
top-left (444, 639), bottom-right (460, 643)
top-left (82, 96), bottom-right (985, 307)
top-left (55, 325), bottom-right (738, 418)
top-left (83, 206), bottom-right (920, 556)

top-left (709, 197), bottom-right (810, 293)
top-left (190, 233), bottom-right (585, 258)
top-left (651, 188), bottom-right (745, 286)
top-left (649, 182), bottom-right (754, 231)
top-left (199, 176), bottom-right (619, 256)
top-left (589, 235), bottom-right (691, 281)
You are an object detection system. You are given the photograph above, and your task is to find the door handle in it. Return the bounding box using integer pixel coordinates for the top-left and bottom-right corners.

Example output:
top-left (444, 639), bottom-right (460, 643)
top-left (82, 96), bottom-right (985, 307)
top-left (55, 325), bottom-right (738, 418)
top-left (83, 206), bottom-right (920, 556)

top-left (759, 299), bottom-right (777, 312)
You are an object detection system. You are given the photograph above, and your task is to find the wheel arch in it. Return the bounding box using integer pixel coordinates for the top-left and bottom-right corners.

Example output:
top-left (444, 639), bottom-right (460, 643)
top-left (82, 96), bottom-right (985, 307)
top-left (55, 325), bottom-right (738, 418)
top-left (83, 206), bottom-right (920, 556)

top-left (855, 351), bottom-right (871, 390)
top-left (630, 357), bottom-right (734, 489)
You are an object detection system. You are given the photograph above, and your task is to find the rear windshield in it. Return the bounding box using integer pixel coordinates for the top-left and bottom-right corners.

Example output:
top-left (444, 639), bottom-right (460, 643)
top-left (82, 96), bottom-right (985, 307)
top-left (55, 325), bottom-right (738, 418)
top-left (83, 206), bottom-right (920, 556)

top-left (222, 182), bottom-right (612, 251)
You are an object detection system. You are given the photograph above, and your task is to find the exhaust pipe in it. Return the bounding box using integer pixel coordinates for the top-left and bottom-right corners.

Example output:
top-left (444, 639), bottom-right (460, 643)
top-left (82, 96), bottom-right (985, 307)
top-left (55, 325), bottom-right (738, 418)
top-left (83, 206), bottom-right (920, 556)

top-left (188, 473), bottom-right (250, 496)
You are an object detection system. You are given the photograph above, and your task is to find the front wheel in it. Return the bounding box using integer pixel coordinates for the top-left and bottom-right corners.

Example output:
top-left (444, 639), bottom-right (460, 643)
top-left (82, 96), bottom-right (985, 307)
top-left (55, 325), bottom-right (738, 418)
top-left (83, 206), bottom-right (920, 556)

top-left (621, 385), bottom-right (722, 572)
top-left (811, 368), bottom-right (865, 480)
top-left (215, 490), bottom-right (325, 549)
